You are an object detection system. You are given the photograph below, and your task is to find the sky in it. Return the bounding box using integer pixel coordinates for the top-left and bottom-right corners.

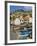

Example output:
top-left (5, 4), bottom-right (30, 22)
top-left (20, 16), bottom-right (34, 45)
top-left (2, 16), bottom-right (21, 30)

top-left (10, 6), bottom-right (32, 13)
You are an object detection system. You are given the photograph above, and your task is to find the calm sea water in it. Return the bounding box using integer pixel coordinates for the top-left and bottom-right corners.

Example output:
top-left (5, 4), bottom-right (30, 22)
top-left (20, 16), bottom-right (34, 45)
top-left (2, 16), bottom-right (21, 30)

top-left (19, 29), bottom-right (32, 35)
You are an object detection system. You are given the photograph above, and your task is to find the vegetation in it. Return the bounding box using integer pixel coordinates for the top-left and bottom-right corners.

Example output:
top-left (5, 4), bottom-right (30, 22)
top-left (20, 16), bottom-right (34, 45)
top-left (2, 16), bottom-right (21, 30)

top-left (10, 9), bottom-right (32, 21)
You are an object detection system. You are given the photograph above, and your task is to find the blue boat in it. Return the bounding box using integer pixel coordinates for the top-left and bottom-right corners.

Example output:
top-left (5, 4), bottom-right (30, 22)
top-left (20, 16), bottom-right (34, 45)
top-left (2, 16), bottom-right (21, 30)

top-left (17, 28), bottom-right (32, 39)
